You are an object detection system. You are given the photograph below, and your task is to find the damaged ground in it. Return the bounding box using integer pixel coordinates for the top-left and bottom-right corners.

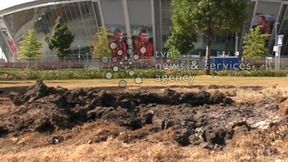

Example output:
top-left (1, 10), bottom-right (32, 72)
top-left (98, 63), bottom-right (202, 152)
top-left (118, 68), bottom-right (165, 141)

top-left (0, 80), bottom-right (288, 161)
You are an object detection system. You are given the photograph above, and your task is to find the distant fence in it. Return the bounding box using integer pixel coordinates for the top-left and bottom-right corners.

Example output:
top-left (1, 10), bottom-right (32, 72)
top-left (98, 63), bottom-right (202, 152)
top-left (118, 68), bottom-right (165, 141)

top-left (0, 60), bottom-right (92, 70)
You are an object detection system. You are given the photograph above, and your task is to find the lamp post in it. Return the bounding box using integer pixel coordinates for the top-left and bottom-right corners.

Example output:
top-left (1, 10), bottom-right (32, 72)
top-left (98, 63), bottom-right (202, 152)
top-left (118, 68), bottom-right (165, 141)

top-left (78, 45), bottom-right (81, 61)
top-left (86, 53), bottom-right (89, 62)
top-left (235, 32), bottom-right (239, 56)
top-left (274, 22), bottom-right (279, 70)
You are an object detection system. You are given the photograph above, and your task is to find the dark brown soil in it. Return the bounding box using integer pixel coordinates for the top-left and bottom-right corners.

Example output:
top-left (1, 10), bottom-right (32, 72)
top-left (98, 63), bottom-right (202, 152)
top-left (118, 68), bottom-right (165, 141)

top-left (0, 81), bottom-right (286, 151)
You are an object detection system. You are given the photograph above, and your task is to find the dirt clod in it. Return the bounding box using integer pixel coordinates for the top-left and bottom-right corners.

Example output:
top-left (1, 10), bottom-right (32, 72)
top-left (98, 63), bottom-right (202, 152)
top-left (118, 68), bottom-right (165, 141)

top-left (0, 126), bottom-right (9, 137)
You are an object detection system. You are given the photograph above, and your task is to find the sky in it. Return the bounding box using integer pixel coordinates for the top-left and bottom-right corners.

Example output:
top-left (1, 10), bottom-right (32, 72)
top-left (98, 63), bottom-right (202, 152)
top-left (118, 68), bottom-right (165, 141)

top-left (0, 0), bottom-right (34, 11)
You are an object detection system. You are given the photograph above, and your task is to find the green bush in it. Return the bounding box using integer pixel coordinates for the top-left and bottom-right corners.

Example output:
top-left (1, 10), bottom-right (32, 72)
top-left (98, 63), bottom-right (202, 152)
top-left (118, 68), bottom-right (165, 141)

top-left (211, 70), bottom-right (288, 77)
top-left (0, 68), bottom-right (286, 81)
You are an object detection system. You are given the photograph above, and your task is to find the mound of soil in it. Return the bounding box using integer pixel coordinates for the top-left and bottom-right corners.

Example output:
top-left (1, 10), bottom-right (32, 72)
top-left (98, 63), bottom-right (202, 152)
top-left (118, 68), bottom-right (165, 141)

top-left (0, 81), bottom-right (284, 149)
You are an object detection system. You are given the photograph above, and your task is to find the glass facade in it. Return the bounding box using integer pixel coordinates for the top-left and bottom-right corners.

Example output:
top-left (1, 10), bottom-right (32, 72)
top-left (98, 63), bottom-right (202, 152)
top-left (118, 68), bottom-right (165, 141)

top-left (0, 0), bottom-right (101, 61)
top-left (161, 0), bottom-right (172, 49)
top-left (101, 0), bottom-right (126, 32)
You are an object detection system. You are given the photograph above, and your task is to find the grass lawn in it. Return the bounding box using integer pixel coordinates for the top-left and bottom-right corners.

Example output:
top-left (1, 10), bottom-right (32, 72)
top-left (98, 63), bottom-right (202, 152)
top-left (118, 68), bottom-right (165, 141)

top-left (0, 76), bottom-right (287, 89)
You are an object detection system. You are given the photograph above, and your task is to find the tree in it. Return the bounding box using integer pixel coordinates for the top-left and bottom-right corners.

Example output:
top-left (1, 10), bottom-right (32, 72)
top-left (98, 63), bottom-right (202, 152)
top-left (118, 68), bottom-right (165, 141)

top-left (166, 1), bottom-right (198, 59)
top-left (93, 27), bottom-right (112, 58)
top-left (243, 26), bottom-right (270, 61)
top-left (166, 27), bottom-right (197, 59)
top-left (170, 0), bottom-right (249, 74)
top-left (46, 17), bottom-right (74, 61)
top-left (19, 29), bottom-right (42, 61)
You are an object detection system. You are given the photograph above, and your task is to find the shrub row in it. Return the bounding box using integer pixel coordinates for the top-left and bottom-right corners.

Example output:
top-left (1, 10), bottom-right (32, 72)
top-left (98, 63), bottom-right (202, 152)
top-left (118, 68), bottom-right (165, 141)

top-left (0, 68), bottom-right (287, 80)
top-left (211, 70), bottom-right (288, 77)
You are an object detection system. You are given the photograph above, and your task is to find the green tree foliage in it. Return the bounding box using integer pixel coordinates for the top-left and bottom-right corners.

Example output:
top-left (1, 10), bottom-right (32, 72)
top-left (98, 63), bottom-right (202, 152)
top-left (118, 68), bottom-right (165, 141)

top-left (46, 17), bottom-right (74, 61)
top-left (166, 27), bottom-right (197, 59)
top-left (19, 29), bottom-right (42, 61)
top-left (93, 27), bottom-right (112, 58)
top-left (166, 3), bottom-right (198, 59)
top-left (243, 26), bottom-right (270, 61)
top-left (170, 0), bottom-right (249, 74)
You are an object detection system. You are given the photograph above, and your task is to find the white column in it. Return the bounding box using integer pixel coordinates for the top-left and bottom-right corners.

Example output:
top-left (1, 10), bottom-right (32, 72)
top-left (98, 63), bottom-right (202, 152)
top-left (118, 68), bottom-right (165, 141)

top-left (151, 0), bottom-right (156, 59)
top-left (122, 0), bottom-right (131, 38)
top-left (97, 0), bottom-right (105, 27)
top-left (122, 0), bottom-right (133, 58)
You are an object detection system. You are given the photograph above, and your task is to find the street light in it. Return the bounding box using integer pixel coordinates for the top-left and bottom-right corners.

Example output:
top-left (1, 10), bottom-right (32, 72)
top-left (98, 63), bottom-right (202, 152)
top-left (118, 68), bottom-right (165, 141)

top-left (78, 45), bottom-right (81, 61)
top-left (235, 32), bottom-right (239, 56)
top-left (86, 53), bottom-right (89, 62)
top-left (274, 22), bottom-right (281, 71)
top-left (274, 22), bottom-right (279, 46)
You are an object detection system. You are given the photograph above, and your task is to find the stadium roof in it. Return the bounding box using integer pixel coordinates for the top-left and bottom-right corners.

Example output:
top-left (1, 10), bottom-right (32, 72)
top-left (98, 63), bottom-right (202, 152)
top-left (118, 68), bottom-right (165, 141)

top-left (0, 0), bottom-right (34, 11)
top-left (0, 0), bottom-right (72, 16)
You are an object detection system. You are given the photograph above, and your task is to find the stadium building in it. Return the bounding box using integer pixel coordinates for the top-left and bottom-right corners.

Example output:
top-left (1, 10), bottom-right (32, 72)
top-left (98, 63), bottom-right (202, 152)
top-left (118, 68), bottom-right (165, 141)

top-left (0, 0), bottom-right (287, 62)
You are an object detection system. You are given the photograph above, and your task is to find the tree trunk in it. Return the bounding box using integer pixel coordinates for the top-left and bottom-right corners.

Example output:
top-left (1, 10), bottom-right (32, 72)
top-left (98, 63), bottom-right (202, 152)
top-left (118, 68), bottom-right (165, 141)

top-left (58, 56), bottom-right (65, 69)
top-left (25, 61), bottom-right (30, 71)
top-left (205, 37), bottom-right (212, 75)
top-left (58, 58), bottom-right (61, 70)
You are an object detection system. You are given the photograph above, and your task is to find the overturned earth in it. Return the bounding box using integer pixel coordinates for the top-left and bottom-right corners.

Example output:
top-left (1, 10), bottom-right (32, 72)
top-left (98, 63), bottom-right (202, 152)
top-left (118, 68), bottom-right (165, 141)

top-left (0, 80), bottom-right (287, 152)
